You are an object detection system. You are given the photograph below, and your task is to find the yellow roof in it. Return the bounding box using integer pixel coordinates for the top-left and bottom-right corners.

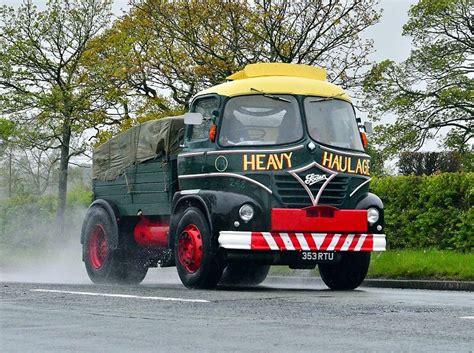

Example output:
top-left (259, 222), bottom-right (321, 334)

top-left (227, 63), bottom-right (327, 80)
top-left (196, 63), bottom-right (350, 101)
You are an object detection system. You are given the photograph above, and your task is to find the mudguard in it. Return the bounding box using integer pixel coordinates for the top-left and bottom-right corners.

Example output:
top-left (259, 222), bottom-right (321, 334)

top-left (355, 192), bottom-right (384, 233)
top-left (80, 199), bottom-right (120, 250)
top-left (355, 192), bottom-right (384, 210)
top-left (169, 190), bottom-right (267, 249)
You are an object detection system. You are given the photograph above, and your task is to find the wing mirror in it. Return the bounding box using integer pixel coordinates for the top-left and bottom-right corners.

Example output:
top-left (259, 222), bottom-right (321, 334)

top-left (184, 112), bottom-right (203, 125)
top-left (364, 121), bottom-right (373, 134)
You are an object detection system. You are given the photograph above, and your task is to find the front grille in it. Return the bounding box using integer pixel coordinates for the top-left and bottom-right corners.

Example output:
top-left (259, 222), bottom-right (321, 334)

top-left (274, 174), bottom-right (349, 208)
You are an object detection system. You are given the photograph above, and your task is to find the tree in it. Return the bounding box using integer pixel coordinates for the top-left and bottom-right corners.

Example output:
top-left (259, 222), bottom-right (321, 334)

top-left (94, 0), bottom-right (380, 113)
top-left (10, 147), bottom-right (59, 195)
top-left (0, 118), bottom-right (17, 198)
top-left (398, 151), bottom-right (463, 175)
top-left (365, 144), bottom-right (387, 176)
top-left (0, 0), bottom-right (114, 228)
top-left (363, 0), bottom-right (473, 156)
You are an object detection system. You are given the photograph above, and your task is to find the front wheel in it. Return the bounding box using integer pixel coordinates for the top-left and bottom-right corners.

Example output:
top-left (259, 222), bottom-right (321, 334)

top-left (318, 252), bottom-right (371, 290)
top-left (174, 207), bottom-right (224, 289)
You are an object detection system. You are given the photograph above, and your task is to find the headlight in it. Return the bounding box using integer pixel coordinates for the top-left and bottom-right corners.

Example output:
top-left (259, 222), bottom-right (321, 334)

top-left (239, 204), bottom-right (254, 222)
top-left (367, 207), bottom-right (379, 225)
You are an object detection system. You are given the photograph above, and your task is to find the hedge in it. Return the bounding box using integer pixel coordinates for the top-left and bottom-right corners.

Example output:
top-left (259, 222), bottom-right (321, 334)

top-left (370, 173), bottom-right (473, 251)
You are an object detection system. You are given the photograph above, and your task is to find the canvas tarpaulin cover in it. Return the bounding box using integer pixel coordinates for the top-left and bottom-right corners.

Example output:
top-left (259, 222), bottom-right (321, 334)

top-left (93, 116), bottom-right (185, 181)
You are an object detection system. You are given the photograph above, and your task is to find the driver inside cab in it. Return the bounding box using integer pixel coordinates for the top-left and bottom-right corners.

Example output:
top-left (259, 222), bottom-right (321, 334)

top-left (219, 94), bottom-right (302, 147)
top-left (219, 112), bottom-right (250, 145)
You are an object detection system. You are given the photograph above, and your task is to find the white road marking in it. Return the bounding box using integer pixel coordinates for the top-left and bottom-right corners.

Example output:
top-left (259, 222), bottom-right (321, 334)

top-left (31, 289), bottom-right (210, 303)
top-left (460, 316), bottom-right (474, 319)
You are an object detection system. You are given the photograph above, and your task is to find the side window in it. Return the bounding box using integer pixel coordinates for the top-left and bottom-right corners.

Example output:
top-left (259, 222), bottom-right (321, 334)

top-left (190, 97), bottom-right (219, 141)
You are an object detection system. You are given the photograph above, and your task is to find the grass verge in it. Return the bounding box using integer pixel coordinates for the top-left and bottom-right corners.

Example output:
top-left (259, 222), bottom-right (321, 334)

top-left (269, 250), bottom-right (474, 281)
top-left (368, 250), bottom-right (474, 281)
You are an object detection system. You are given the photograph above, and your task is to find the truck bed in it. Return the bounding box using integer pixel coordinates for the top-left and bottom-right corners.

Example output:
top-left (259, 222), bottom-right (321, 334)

top-left (92, 157), bottom-right (177, 217)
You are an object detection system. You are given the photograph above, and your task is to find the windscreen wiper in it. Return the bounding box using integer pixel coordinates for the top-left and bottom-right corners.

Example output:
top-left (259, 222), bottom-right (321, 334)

top-left (308, 93), bottom-right (346, 103)
top-left (250, 88), bottom-right (291, 103)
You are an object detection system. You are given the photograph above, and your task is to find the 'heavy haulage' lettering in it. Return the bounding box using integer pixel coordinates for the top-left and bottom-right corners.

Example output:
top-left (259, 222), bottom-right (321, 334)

top-left (243, 152), bottom-right (293, 171)
top-left (322, 151), bottom-right (370, 176)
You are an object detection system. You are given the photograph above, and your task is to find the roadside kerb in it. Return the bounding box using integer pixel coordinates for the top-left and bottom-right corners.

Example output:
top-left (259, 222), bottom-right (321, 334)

top-left (265, 275), bottom-right (474, 291)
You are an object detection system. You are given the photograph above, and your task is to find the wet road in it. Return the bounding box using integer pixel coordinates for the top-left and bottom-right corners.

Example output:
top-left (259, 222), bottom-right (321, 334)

top-left (1, 273), bottom-right (473, 352)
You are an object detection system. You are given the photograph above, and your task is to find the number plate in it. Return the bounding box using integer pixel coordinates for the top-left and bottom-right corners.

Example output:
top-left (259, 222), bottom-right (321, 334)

top-left (300, 251), bottom-right (337, 262)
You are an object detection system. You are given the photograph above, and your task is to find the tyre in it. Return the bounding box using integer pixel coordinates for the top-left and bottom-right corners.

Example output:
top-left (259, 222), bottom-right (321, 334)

top-left (174, 207), bottom-right (224, 289)
top-left (115, 220), bottom-right (148, 285)
top-left (114, 257), bottom-right (148, 285)
top-left (318, 252), bottom-right (371, 290)
top-left (82, 205), bottom-right (147, 285)
top-left (220, 263), bottom-right (270, 286)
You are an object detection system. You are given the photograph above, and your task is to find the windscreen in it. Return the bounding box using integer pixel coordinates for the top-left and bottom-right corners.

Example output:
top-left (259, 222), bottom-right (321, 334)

top-left (219, 95), bottom-right (303, 146)
top-left (304, 98), bottom-right (363, 151)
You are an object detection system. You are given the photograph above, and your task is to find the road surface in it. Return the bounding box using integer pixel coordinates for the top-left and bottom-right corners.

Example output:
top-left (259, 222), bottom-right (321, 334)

top-left (1, 271), bottom-right (473, 352)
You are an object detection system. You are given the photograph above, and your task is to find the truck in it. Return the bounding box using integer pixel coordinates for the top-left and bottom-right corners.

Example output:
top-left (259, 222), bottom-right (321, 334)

top-left (81, 63), bottom-right (386, 290)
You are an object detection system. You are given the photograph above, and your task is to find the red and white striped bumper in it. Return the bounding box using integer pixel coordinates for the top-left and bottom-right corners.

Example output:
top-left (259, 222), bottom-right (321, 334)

top-left (219, 232), bottom-right (386, 252)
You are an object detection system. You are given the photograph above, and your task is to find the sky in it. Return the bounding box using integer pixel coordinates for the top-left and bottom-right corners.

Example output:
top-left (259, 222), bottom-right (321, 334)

top-left (364, 0), bottom-right (416, 63)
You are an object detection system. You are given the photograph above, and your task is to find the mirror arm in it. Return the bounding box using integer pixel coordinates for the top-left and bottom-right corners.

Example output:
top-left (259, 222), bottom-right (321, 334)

top-left (178, 127), bottom-right (186, 148)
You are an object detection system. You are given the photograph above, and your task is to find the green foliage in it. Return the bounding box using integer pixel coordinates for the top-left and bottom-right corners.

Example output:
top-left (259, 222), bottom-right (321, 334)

top-left (66, 184), bottom-right (93, 208)
top-left (366, 144), bottom-right (386, 176)
top-left (0, 186), bottom-right (92, 264)
top-left (0, 0), bottom-right (113, 223)
top-left (363, 0), bottom-right (473, 155)
top-left (371, 173), bottom-right (473, 251)
top-left (271, 250), bottom-right (474, 280)
top-left (89, 0), bottom-right (380, 115)
top-left (0, 118), bottom-right (16, 144)
top-left (368, 250), bottom-right (474, 280)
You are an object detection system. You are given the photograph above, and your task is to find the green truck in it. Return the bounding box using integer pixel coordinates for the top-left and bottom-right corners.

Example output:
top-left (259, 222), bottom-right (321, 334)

top-left (81, 63), bottom-right (386, 290)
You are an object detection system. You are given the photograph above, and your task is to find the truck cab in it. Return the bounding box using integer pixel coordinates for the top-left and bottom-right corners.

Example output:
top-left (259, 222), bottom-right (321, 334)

top-left (173, 63), bottom-right (385, 288)
top-left (82, 63), bottom-right (386, 290)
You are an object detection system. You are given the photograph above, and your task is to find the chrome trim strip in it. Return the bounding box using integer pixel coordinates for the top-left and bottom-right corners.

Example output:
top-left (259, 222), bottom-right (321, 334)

top-left (349, 177), bottom-right (372, 197)
top-left (290, 172), bottom-right (316, 205)
top-left (180, 189), bottom-right (201, 195)
top-left (320, 146), bottom-right (369, 158)
top-left (218, 231), bottom-right (252, 250)
top-left (206, 144), bottom-right (305, 155)
top-left (178, 173), bottom-right (272, 194)
top-left (314, 174), bottom-right (337, 205)
top-left (289, 160), bottom-right (337, 175)
top-left (178, 152), bottom-right (205, 158)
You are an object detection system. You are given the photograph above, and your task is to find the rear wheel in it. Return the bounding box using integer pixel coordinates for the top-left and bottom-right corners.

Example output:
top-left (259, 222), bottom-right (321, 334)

top-left (82, 205), bottom-right (147, 285)
top-left (174, 207), bottom-right (224, 289)
top-left (318, 252), bottom-right (370, 290)
top-left (220, 263), bottom-right (270, 286)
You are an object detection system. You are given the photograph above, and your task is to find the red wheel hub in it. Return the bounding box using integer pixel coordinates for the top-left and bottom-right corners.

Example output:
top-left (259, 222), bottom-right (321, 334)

top-left (88, 224), bottom-right (108, 269)
top-left (177, 224), bottom-right (203, 273)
